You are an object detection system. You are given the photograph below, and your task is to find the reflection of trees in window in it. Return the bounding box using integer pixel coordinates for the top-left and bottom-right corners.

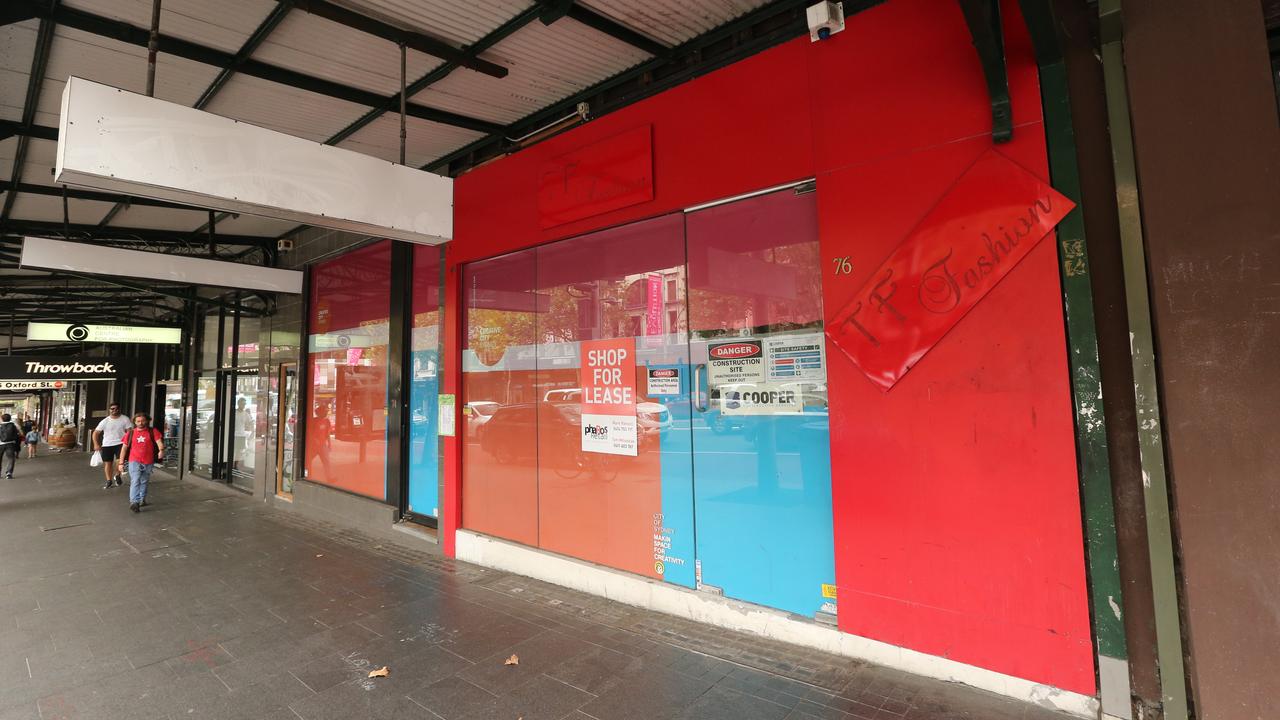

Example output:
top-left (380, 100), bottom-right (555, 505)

top-left (468, 308), bottom-right (534, 367)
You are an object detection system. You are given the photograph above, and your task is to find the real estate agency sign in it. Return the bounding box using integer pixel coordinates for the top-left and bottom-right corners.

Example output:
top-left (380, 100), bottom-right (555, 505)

top-left (579, 337), bottom-right (638, 456)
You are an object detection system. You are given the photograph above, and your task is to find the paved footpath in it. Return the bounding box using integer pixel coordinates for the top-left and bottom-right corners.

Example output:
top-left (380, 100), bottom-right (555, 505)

top-left (0, 450), bottom-right (1072, 720)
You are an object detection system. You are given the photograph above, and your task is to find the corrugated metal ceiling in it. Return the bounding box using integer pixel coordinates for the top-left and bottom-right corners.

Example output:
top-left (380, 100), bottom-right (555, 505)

top-left (0, 138), bottom-right (58, 187)
top-left (202, 73), bottom-right (369, 143)
top-left (38, 27), bottom-right (223, 122)
top-left (8, 193), bottom-right (118, 225)
top-left (61, 0), bottom-right (271, 55)
top-left (337, 113), bottom-right (486, 167)
top-left (2, 0), bottom-right (802, 276)
top-left (333, 0), bottom-right (531, 47)
top-left (0, 20), bottom-right (40, 123)
top-left (252, 10), bottom-right (446, 97)
top-left (412, 17), bottom-right (652, 126)
top-left (579, 0), bottom-right (768, 46)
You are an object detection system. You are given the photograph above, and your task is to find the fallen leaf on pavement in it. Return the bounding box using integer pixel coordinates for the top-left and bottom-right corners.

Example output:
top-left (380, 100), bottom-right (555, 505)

top-left (504, 654), bottom-right (519, 666)
top-left (368, 666), bottom-right (390, 678)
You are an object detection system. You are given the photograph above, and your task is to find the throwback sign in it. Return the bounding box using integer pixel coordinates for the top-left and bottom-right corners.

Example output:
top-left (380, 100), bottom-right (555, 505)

top-left (579, 337), bottom-right (638, 456)
top-left (827, 150), bottom-right (1074, 390)
top-left (0, 356), bottom-right (130, 381)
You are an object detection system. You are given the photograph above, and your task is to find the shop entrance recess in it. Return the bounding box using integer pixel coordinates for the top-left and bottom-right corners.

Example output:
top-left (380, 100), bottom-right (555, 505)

top-left (461, 184), bottom-right (835, 619)
top-left (194, 368), bottom-right (260, 489)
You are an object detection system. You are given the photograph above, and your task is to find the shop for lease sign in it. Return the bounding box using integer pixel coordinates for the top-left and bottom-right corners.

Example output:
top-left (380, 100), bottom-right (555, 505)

top-left (579, 337), bottom-right (638, 456)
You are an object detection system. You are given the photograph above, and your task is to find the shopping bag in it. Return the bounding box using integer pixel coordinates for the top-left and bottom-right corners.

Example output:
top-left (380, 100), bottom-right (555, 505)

top-left (90, 450), bottom-right (102, 467)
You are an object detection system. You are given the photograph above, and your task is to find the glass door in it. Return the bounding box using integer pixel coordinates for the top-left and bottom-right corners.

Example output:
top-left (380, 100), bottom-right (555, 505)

top-left (407, 246), bottom-right (443, 525)
top-left (684, 185), bottom-right (837, 619)
top-left (277, 364), bottom-right (298, 498)
top-left (224, 372), bottom-right (261, 491)
top-left (192, 372), bottom-right (219, 476)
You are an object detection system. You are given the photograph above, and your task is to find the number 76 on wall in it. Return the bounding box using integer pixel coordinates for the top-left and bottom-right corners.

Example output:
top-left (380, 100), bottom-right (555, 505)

top-left (831, 256), bottom-right (853, 276)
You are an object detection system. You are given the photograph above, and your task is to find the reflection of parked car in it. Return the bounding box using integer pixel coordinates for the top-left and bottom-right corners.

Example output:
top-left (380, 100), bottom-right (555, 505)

top-left (540, 388), bottom-right (671, 433)
top-left (464, 401), bottom-right (499, 440)
top-left (480, 403), bottom-right (579, 462)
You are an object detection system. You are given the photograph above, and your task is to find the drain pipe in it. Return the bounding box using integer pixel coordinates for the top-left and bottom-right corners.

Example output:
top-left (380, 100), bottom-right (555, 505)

top-left (399, 43), bottom-right (407, 165)
top-left (146, 0), bottom-right (162, 97)
top-left (1097, 2), bottom-right (1189, 719)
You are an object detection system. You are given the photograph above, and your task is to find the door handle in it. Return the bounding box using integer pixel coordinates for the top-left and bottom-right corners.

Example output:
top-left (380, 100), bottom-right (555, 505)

top-left (693, 363), bottom-right (707, 412)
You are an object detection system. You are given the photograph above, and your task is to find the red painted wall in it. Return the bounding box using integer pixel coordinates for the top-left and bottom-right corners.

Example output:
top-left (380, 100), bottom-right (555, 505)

top-left (446, 0), bottom-right (1093, 695)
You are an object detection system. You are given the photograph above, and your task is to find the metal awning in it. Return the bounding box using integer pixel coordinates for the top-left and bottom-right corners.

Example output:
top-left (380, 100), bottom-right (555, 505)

top-left (1, 0), bottom-right (866, 334)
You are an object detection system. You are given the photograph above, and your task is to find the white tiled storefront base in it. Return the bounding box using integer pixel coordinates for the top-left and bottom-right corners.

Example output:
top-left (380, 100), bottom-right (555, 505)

top-left (456, 530), bottom-right (1100, 719)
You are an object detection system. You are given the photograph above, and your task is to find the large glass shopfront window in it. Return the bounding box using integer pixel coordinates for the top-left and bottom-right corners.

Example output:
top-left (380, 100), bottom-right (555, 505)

top-left (305, 241), bottom-right (391, 501)
top-left (462, 186), bottom-right (835, 618)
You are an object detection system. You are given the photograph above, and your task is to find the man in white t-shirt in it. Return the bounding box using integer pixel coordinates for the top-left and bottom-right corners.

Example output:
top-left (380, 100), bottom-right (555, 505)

top-left (94, 403), bottom-right (132, 489)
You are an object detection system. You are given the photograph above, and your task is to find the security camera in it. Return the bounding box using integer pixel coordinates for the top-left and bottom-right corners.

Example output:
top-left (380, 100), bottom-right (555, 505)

top-left (807, 1), bottom-right (845, 42)
top-left (277, 238), bottom-right (295, 252)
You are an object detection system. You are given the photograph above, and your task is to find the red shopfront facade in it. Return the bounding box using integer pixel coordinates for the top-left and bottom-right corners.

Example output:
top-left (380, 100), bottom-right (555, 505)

top-left (437, 0), bottom-right (1094, 702)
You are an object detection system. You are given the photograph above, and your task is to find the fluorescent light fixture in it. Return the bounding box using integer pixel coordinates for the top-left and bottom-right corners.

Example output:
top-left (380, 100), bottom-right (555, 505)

top-left (27, 322), bottom-right (182, 344)
top-left (55, 77), bottom-right (453, 245)
top-left (21, 237), bottom-right (303, 293)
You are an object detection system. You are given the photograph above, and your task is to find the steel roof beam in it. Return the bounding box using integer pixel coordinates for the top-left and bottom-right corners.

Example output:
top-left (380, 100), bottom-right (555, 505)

top-left (325, 6), bottom-right (539, 146)
top-left (558, 4), bottom-right (668, 57)
top-left (1, 5), bottom-right (40, 26)
top-left (17, 1), bottom-right (505, 135)
top-left (1, 6), bottom-right (57, 222)
top-left (431, 0), bottom-right (887, 176)
top-left (0, 220), bottom-right (274, 247)
top-left (196, 1), bottom-right (293, 110)
top-left (0, 181), bottom-right (199, 211)
top-left (285, 0), bottom-right (507, 79)
top-left (0, 121), bottom-right (58, 142)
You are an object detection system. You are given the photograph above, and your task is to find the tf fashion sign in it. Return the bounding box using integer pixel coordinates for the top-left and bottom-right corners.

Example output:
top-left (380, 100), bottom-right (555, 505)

top-left (579, 337), bottom-right (638, 456)
top-left (827, 150), bottom-right (1074, 391)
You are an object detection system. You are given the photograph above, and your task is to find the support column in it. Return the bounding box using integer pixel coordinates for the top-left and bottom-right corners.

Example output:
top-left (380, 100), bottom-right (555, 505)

top-left (441, 247), bottom-right (462, 556)
top-left (1019, 2), bottom-right (1130, 716)
top-left (385, 241), bottom-right (412, 515)
top-left (1097, 2), bottom-right (1188, 718)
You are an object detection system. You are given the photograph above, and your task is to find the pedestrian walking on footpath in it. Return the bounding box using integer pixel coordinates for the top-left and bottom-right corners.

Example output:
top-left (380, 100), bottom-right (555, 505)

top-left (0, 413), bottom-right (21, 479)
top-left (119, 413), bottom-right (164, 513)
top-left (93, 403), bottom-right (132, 489)
top-left (24, 427), bottom-right (39, 458)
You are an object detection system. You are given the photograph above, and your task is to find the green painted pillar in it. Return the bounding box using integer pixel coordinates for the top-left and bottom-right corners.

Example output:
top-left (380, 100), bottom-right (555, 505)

top-left (1019, 1), bottom-right (1130, 717)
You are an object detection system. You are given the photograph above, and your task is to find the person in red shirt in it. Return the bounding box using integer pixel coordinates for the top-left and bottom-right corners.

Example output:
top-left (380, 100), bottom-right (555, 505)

top-left (118, 413), bottom-right (164, 513)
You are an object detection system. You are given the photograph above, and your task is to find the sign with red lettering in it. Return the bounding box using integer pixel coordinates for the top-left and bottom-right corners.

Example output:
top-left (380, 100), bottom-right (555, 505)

top-left (538, 126), bottom-right (654, 228)
top-left (580, 337), bottom-right (638, 456)
top-left (827, 150), bottom-right (1074, 391)
top-left (646, 273), bottom-right (663, 337)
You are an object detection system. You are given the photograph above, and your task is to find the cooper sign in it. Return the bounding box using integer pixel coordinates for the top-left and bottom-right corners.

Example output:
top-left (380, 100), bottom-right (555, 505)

top-left (827, 150), bottom-right (1074, 390)
top-left (0, 356), bottom-right (129, 381)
